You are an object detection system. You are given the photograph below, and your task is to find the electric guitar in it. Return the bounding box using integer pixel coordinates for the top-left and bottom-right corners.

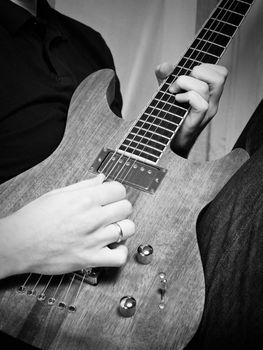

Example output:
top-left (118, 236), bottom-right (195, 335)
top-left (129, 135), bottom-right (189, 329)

top-left (0, 1), bottom-right (254, 349)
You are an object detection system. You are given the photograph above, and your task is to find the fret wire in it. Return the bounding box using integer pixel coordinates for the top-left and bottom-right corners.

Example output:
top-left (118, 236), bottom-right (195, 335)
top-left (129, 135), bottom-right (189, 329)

top-left (181, 57), bottom-right (206, 65)
top-left (218, 6), bottom-right (245, 16)
top-left (166, 1), bottom-right (240, 91)
top-left (143, 113), bottom-right (179, 127)
top-left (189, 47), bottom-right (220, 58)
top-left (119, 146), bottom-right (159, 162)
top-left (213, 8), bottom-right (243, 26)
top-left (148, 97), bottom-right (188, 114)
top-left (123, 139), bottom-right (164, 154)
top-left (146, 112), bottom-right (183, 127)
top-left (185, 47), bottom-right (220, 60)
top-left (159, 88), bottom-right (179, 97)
top-left (192, 40), bottom-right (225, 57)
top-left (132, 126), bottom-right (170, 140)
top-left (151, 98), bottom-right (179, 108)
top-left (218, 0), bottom-right (252, 13)
top-left (173, 65), bottom-right (192, 72)
top-left (170, 0), bottom-right (245, 81)
top-left (113, 0), bottom-right (253, 173)
top-left (152, 1), bottom-right (247, 149)
top-left (127, 133), bottom-right (167, 148)
top-left (177, 59), bottom-right (197, 70)
top-left (125, 138), bottom-right (166, 153)
top-left (195, 37), bottom-right (225, 49)
top-left (203, 28), bottom-right (232, 39)
top-left (145, 108), bottom-right (182, 122)
top-left (136, 121), bottom-right (174, 136)
top-left (238, 0), bottom-right (253, 4)
top-left (211, 17), bottom-right (238, 28)
top-left (136, 120), bottom-right (174, 134)
top-left (206, 19), bottom-right (237, 36)
top-left (140, 118), bottom-right (179, 134)
top-left (129, 131), bottom-right (169, 147)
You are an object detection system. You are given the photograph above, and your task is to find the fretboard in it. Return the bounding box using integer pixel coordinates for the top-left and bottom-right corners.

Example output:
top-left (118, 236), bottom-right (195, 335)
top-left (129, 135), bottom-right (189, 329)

top-left (118, 0), bottom-right (255, 164)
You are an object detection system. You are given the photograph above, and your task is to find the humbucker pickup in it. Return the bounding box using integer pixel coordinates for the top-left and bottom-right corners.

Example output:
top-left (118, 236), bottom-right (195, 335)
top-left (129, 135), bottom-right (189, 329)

top-left (90, 148), bottom-right (167, 194)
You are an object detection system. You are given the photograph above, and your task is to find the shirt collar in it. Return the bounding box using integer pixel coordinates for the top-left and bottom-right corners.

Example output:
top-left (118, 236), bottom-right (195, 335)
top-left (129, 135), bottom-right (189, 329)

top-left (0, 0), bottom-right (33, 35)
top-left (0, 0), bottom-right (65, 37)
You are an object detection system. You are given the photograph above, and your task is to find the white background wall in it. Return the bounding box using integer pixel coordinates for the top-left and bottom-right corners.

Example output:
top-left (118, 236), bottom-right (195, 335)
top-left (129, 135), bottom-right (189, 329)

top-left (54, 0), bottom-right (263, 161)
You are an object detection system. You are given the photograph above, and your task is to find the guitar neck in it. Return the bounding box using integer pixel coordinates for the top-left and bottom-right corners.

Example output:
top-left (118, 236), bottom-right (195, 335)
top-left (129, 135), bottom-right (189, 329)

top-left (117, 0), bottom-right (255, 164)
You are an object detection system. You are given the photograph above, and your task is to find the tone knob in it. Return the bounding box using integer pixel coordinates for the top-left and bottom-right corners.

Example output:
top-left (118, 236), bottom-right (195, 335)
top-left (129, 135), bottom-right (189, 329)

top-left (136, 244), bottom-right (153, 264)
top-left (119, 296), bottom-right (136, 317)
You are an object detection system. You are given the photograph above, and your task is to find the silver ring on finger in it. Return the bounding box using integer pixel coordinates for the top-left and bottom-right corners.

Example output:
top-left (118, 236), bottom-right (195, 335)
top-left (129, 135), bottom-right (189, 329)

top-left (114, 222), bottom-right (124, 243)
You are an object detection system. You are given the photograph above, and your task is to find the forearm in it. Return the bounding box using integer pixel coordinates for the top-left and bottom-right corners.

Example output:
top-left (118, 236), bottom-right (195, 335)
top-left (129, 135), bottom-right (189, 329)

top-left (0, 216), bottom-right (26, 279)
top-left (170, 128), bottom-right (201, 158)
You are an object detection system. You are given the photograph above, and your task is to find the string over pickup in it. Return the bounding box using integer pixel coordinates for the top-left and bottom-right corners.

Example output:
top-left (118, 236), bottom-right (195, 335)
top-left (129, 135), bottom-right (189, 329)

top-left (90, 148), bottom-right (167, 193)
top-left (74, 268), bottom-right (102, 286)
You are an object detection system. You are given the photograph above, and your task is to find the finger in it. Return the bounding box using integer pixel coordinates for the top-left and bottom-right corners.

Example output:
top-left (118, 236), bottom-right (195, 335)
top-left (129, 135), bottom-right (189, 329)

top-left (94, 219), bottom-right (135, 246)
top-left (193, 63), bottom-right (228, 76)
top-left (169, 75), bottom-right (209, 101)
top-left (82, 199), bottom-right (133, 232)
top-left (176, 91), bottom-right (208, 128)
top-left (50, 174), bottom-right (105, 194)
top-left (93, 181), bottom-right (127, 206)
top-left (64, 180), bottom-right (127, 209)
top-left (155, 62), bottom-right (175, 84)
top-left (191, 64), bottom-right (228, 104)
top-left (99, 199), bottom-right (133, 226)
top-left (94, 245), bottom-right (129, 267)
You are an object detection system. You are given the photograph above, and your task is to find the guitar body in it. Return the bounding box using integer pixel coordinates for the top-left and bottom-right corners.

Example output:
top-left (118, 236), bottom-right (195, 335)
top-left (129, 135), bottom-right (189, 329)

top-left (0, 69), bottom-right (249, 349)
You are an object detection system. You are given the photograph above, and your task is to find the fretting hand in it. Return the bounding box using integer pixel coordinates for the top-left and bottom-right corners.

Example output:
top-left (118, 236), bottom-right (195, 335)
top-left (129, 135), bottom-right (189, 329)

top-left (155, 62), bottom-right (228, 157)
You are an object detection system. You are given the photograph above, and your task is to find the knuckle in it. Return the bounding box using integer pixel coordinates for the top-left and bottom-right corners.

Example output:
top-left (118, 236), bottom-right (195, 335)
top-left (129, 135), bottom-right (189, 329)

top-left (83, 195), bottom-right (96, 208)
top-left (83, 213), bottom-right (98, 231)
top-left (219, 65), bottom-right (229, 78)
top-left (215, 75), bottom-right (226, 86)
top-left (202, 100), bottom-right (209, 113)
top-left (200, 82), bottom-right (209, 96)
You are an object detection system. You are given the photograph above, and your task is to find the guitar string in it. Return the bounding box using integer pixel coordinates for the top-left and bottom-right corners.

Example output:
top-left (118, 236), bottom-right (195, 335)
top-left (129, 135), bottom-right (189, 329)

top-left (57, 273), bottom-right (76, 308)
top-left (37, 275), bottom-right (53, 300)
top-left (17, 0), bottom-right (252, 305)
top-left (48, 274), bottom-right (65, 305)
top-left (59, 0), bottom-right (253, 309)
top-left (68, 273), bottom-right (86, 311)
top-left (112, 0), bottom-right (246, 183)
top-left (100, 0), bottom-right (245, 184)
top-left (19, 273), bottom-right (32, 291)
top-left (27, 274), bottom-right (43, 295)
top-left (99, 0), bottom-right (242, 182)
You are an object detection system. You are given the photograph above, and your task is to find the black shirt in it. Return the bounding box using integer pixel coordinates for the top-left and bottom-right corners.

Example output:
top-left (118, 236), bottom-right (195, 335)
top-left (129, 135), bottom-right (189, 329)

top-left (0, 0), bottom-right (122, 184)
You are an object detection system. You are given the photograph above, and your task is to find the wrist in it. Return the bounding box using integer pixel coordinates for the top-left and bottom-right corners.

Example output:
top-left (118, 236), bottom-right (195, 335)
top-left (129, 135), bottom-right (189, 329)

top-left (170, 129), bottom-right (199, 158)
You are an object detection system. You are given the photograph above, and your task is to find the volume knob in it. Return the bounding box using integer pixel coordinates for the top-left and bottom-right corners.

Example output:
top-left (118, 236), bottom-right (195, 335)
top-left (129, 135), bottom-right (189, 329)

top-left (136, 244), bottom-right (153, 264)
top-left (119, 296), bottom-right (136, 317)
